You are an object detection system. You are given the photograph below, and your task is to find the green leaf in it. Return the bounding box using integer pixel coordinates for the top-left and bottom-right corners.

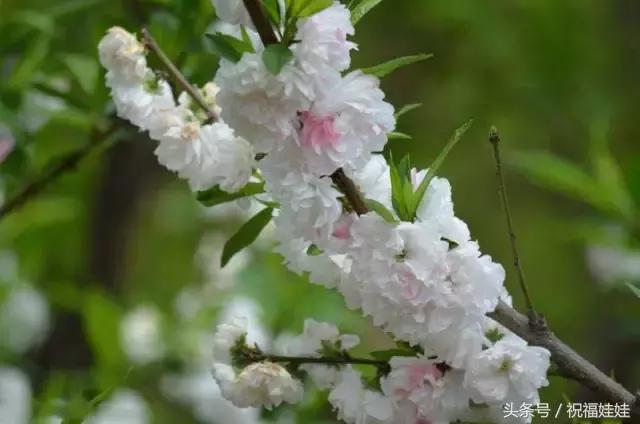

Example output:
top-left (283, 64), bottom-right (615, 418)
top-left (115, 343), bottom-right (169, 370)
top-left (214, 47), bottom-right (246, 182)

top-left (410, 120), bottom-right (473, 219)
top-left (627, 282), bottom-right (640, 299)
top-left (82, 291), bottom-right (124, 370)
top-left (262, 0), bottom-right (282, 25)
top-left (297, 0), bottom-right (333, 17)
top-left (205, 32), bottom-right (254, 62)
top-left (62, 54), bottom-right (98, 94)
top-left (362, 53), bottom-right (433, 78)
top-left (286, 0), bottom-right (333, 18)
top-left (509, 150), bottom-right (633, 220)
top-left (262, 44), bottom-right (294, 75)
top-left (221, 207), bottom-right (273, 267)
top-left (389, 154), bottom-right (412, 221)
top-left (395, 103), bottom-right (423, 120)
top-left (365, 198), bottom-right (397, 223)
top-left (388, 131), bottom-right (412, 140)
top-left (197, 182), bottom-right (265, 207)
top-left (351, 0), bottom-right (384, 24)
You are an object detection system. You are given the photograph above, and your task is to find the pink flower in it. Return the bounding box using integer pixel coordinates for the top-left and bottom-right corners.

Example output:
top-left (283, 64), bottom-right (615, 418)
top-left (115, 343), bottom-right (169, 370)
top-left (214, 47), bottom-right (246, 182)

top-left (300, 111), bottom-right (341, 151)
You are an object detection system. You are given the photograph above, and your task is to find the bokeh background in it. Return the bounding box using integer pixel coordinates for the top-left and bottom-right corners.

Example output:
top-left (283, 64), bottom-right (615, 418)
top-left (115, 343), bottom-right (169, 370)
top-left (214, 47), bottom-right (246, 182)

top-left (0, 0), bottom-right (639, 422)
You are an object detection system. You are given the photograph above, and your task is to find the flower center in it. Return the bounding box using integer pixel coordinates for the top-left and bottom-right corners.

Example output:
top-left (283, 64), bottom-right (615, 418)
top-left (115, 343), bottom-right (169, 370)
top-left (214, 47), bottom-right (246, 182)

top-left (300, 111), bottom-right (341, 150)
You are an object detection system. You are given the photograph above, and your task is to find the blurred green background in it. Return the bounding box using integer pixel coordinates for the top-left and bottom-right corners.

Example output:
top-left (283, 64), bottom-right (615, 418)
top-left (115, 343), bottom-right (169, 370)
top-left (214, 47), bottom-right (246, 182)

top-left (0, 0), bottom-right (639, 422)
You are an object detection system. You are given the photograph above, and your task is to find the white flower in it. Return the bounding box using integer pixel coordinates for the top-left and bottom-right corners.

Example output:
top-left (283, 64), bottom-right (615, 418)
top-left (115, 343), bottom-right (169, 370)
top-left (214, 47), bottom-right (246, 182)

top-left (0, 286), bottom-right (50, 354)
top-left (225, 362), bottom-right (304, 409)
top-left (293, 70), bottom-right (395, 175)
top-left (464, 334), bottom-right (550, 404)
top-left (98, 27), bottom-right (147, 83)
top-left (213, 315), bottom-right (248, 365)
top-left (328, 367), bottom-right (394, 424)
top-left (294, 2), bottom-right (357, 74)
top-left (155, 120), bottom-right (255, 192)
top-left (215, 53), bottom-right (312, 152)
top-left (382, 357), bottom-right (470, 423)
top-left (120, 305), bottom-right (165, 365)
top-left (161, 368), bottom-right (261, 424)
top-left (0, 367), bottom-right (31, 424)
top-left (212, 0), bottom-right (252, 27)
top-left (351, 155), bottom-right (392, 211)
top-left (85, 389), bottom-right (151, 424)
top-left (108, 75), bottom-right (175, 130)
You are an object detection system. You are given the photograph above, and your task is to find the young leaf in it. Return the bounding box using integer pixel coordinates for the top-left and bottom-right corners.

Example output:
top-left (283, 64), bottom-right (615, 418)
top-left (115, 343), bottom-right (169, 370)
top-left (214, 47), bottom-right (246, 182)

top-left (262, 44), bottom-right (294, 75)
top-left (262, 0), bottom-right (282, 26)
top-left (62, 54), bottom-right (98, 94)
top-left (365, 198), bottom-right (397, 223)
top-left (508, 151), bottom-right (632, 219)
top-left (298, 0), bottom-right (333, 17)
top-left (197, 182), bottom-right (265, 207)
top-left (221, 207), bottom-right (273, 267)
top-left (389, 154), bottom-right (413, 221)
top-left (205, 32), bottom-right (253, 62)
top-left (351, 0), bottom-right (383, 24)
top-left (362, 53), bottom-right (433, 78)
top-left (395, 103), bottom-right (423, 120)
top-left (627, 282), bottom-right (640, 299)
top-left (82, 291), bottom-right (124, 370)
top-left (410, 120), bottom-right (473, 219)
top-left (388, 132), bottom-right (412, 140)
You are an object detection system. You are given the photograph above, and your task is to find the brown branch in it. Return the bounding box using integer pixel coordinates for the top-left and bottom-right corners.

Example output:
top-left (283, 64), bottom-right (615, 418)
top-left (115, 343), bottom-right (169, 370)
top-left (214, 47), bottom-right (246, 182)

top-left (140, 28), bottom-right (219, 123)
top-left (241, 0), bottom-right (279, 46)
top-left (489, 302), bottom-right (638, 412)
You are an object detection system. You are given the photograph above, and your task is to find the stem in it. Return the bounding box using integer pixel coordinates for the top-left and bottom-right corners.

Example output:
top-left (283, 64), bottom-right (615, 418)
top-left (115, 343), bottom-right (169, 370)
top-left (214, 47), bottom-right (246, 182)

top-left (242, 0), bottom-right (279, 46)
top-left (140, 28), bottom-right (219, 123)
top-left (266, 354), bottom-right (387, 368)
top-left (331, 168), bottom-right (369, 215)
top-left (489, 127), bottom-right (538, 321)
top-left (0, 124), bottom-right (121, 221)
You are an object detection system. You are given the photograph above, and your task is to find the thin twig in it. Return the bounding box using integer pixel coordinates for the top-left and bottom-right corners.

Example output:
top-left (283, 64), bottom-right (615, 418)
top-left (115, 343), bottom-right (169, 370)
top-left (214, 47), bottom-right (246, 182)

top-left (267, 353), bottom-right (387, 368)
top-left (140, 28), bottom-right (219, 123)
top-left (0, 124), bottom-right (121, 221)
top-left (489, 126), bottom-right (538, 321)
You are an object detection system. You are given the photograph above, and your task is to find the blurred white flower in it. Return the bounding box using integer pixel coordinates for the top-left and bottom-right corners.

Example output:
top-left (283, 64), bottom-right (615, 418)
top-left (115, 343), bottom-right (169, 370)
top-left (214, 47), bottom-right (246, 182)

top-left (0, 286), bottom-right (50, 354)
top-left (85, 389), bottom-right (151, 424)
top-left (120, 305), bottom-right (165, 365)
top-left (0, 367), bottom-right (31, 424)
top-left (586, 244), bottom-right (640, 287)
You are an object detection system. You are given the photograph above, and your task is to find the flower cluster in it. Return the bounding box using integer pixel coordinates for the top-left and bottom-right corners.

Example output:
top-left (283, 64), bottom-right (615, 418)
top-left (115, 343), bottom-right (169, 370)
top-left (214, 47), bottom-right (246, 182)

top-left (99, 1), bottom-right (551, 422)
top-left (98, 26), bottom-right (255, 192)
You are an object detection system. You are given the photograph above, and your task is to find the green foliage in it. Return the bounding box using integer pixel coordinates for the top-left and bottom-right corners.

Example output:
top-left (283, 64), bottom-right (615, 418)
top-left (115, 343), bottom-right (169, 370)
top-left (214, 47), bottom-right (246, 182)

top-left (287, 0), bottom-right (333, 18)
top-left (205, 32), bottom-right (255, 62)
top-left (262, 44), bottom-right (294, 75)
top-left (365, 198), bottom-right (398, 223)
top-left (362, 53), bottom-right (433, 78)
top-left (627, 283), bottom-right (640, 299)
top-left (82, 291), bottom-right (125, 372)
top-left (350, 0), bottom-right (384, 24)
top-left (389, 120), bottom-right (472, 222)
top-left (394, 103), bottom-right (423, 120)
top-left (197, 182), bottom-right (265, 207)
top-left (388, 131), bottom-right (412, 140)
top-left (221, 207), bottom-right (274, 267)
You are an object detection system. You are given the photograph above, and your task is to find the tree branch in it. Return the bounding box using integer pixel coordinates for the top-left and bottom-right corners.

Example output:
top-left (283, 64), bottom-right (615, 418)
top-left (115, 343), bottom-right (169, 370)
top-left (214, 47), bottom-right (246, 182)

top-left (0, 124), bottom-right (121, 221)
top-left (226, 0), bottom-right (640, 413)
top-left (141, 28), bottom-right (219, 123)
top-left (241, 0), bottom-right (279, 46)
top-left (266, 353), bottom-right (388, 369)
top-left (489, 302), bottom-right (638, 411)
